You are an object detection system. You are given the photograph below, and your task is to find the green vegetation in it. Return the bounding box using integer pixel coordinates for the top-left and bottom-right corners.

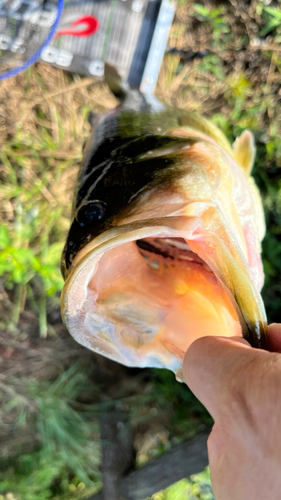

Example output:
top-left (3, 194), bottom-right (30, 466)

top-left (192, 4), bottom-right (230, 44)
top-left (0, 0), bottom-right (280, 498)
top-left (259, 6), bottom-right (281, 37)
top-left (150, 469), bottom-right (215, 500)
top-left (0, 365), bottom-right (101, 500)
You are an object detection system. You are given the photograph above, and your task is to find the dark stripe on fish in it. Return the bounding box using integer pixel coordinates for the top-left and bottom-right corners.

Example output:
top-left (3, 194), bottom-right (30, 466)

top-left (76, 134), bottom-right (189, 208)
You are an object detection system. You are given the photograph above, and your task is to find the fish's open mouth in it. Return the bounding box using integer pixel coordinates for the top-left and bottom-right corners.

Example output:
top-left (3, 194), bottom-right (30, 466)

top-left (62, 217), bottom-right (267, 378)
top-left (62, 225), bottom-right (245, 377)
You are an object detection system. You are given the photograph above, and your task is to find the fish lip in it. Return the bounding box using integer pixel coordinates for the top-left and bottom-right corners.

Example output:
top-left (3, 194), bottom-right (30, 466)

top-left (62, 215), bottom-right (267, 351)
top-left (64, 217), bottom-right (201, 279)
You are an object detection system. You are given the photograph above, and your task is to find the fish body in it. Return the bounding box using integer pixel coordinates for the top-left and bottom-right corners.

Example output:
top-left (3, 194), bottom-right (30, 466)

top-left (61, 66), bottom-right (267, 379)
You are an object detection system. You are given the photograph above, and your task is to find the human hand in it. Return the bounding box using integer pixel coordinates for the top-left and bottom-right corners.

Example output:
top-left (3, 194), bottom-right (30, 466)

top-left (183, 323), bottom-right (281, 500)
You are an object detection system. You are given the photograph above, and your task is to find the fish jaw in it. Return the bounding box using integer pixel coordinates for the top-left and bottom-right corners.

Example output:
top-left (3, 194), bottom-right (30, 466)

top-left (61, 209), bottom-right (267, 379)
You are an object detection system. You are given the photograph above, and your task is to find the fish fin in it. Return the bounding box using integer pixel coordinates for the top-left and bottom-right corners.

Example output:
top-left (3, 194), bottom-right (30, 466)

top-left (233, 130), bottom-right (256, 175)
top-left (87, 111), bottom-right (100, 127)
top-left (104, 63), bottom-right (129, 100)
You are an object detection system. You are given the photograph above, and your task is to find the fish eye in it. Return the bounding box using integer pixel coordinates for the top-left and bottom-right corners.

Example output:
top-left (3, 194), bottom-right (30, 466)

top-left (76, 201), bottom-right (107, 227)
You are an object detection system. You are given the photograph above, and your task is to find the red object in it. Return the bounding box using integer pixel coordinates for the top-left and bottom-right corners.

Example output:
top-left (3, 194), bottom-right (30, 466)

top-left (55, 15), bottom-right (99, 39)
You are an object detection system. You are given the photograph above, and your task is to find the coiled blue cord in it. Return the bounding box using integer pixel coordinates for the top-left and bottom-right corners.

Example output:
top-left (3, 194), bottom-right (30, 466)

top-left (0, 0), bottom-right (64, 81)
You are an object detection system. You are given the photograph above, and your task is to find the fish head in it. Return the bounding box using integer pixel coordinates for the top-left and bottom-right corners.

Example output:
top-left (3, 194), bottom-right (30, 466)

top-left (61, 69), bottom-right (267, 380)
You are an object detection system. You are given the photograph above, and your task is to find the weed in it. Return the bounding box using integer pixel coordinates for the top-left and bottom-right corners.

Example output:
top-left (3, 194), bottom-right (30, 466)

top-left (192, 4), bottom-right (230, 45)
top-left (149, 468), bottom-right (215, 500)
top-left (0, 364), bottom-right (101, 499)
top-left (259, 6), bottom-right (281, 37)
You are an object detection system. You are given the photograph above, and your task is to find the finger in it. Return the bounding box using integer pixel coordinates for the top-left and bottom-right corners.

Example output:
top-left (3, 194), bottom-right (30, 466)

top-left (207, 423), bottom-right (226, 466)
top-left (182, 335), bottom-right (257, 420)
top-left (267, 323), bottom-right (281, 353)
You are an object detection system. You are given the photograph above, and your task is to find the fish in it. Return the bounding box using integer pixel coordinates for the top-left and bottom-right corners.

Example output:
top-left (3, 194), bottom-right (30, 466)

top-left (61, 64), bottom-right (267, 380)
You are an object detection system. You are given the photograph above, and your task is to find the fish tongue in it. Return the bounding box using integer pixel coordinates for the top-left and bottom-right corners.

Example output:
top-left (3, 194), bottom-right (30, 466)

top-left (188, 236), bottom-right (267, 349)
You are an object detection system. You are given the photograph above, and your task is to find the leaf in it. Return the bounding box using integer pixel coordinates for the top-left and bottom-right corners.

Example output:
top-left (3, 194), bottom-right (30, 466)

top-left (260, 19), bottom-right (281, 36)
top-left (263, 7), bottom-right (281, 20)
top-left (0, 224), bottom-right (11, 249)
top-left (12, 267), bottom-right (27, 284)
top-left (260, 6), bottom-right (281, 35)
top-left (0, 261), bottom-right (14, 275)
top-left (13, 247), bottom-right (37, 264)
top-left (193, 4), bottom-right (209, 17)
top-left (43, 242), bottom-right (64, 266)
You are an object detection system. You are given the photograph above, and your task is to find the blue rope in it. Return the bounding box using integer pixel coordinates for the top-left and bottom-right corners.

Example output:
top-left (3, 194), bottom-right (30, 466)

top-left (0, 0), bottom-right (64, 81)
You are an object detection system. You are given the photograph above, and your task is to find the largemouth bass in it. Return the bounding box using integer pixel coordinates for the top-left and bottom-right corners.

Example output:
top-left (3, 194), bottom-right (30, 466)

top-left (61, 65), bottom-right (267, 379)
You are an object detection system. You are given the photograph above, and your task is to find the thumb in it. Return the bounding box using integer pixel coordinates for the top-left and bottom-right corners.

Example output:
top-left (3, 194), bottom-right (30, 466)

top-left (182, 336), bottom-right (258, 421)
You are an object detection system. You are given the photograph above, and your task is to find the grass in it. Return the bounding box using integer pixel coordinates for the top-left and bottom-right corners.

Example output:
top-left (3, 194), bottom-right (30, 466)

top-left (0, 0), bottom-right (280, 498)
top-left (0, 70), bottom-right (116, 337)
top-left (149, 469), bottom-right (215, 500)
top-left (0, 364), bottom-right (101, 500)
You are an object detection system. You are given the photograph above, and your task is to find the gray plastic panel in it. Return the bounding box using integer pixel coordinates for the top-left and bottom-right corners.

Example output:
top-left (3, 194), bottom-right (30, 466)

top-left (40, 0), bottom-right (175, 92)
